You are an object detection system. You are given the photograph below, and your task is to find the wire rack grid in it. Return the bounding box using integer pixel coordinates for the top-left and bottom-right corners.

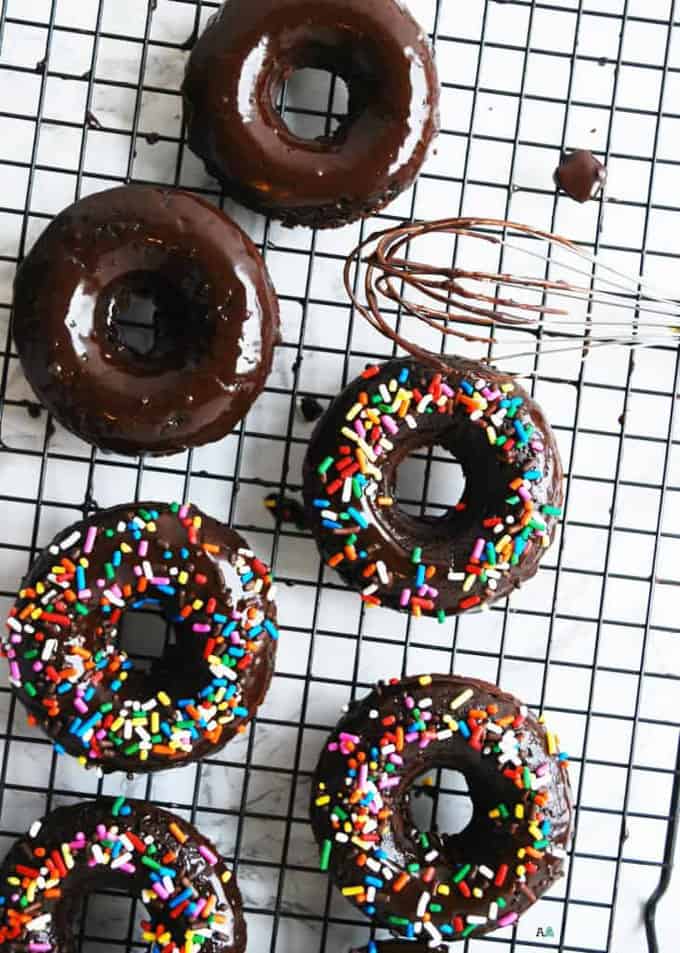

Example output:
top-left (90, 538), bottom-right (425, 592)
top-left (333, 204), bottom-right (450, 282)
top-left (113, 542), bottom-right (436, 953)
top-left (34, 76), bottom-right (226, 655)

top-left (0, 0), bottom-right (679, 951)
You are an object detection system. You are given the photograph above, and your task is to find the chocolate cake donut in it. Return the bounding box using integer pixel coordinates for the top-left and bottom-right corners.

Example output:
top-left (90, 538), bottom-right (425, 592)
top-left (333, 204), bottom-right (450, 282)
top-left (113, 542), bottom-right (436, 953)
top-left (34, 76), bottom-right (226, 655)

top-left (0, 797), bottom-right (246, 953)
top-left (3, 502), bottom-right (278, 774)
top-left (311, 674), bottom-right (573, 946)
top-left (12, 186), bottom-right (280, 455)
top-left (182, 0), bottom-right (440, 229)
top-left (303, 357), bottom-right (563, 618)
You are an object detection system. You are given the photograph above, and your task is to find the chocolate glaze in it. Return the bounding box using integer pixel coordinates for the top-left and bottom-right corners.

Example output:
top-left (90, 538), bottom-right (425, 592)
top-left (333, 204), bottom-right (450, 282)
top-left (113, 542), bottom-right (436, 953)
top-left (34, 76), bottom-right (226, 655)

top-left (182, 0), bottom-right (440, 229)
top-left (302, 357), bottom-right (563, 617)
top-left (554, 150), bottom-right (607, 204)
top-left (311, 675), bottom-right (574, 945)
top-left (0, 798), bottom-right (246, 953)
top-left (3, 502), bottom-right (278, 774)
top-left (12, 186), bottom-right (280, 456)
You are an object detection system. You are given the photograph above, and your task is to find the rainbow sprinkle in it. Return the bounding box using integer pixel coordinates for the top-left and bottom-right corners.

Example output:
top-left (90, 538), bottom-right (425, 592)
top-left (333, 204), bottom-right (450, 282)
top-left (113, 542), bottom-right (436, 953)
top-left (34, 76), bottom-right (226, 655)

top-left (309, 361), bottom-right (561, 617)
top-left (2, 503), bottom-right (278, 770)
top-left (312, 675), bottom-right (572, 944)
top-left (0, 799), bottom-right (239, 953)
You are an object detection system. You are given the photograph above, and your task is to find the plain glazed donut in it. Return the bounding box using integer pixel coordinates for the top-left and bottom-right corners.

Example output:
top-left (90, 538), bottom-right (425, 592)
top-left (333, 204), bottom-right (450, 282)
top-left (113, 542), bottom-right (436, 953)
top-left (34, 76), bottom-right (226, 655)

top-left (311, 674), bottom-right (573, 946)
top-left (303, 356), bottom-right (563, 617)
top-left (183, 0), bottom-right (440, 229)
top-left (0, 797), bottom-right (246, 953)
top-left (12, 186), bottom-right (280, 456)
top-left (3, 502), bottom-right (278, 774)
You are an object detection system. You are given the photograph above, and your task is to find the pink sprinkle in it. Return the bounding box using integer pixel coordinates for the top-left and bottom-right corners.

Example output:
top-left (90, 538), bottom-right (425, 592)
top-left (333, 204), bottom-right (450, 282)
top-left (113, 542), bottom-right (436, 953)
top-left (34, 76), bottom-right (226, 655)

top-left (417, 586), bottom-right (428, 598)
top-left (96, 729), bottom-right (106, 740)
top-left (192, 623), bottom-right (211, 633)
top-left (327, 742), bottom-right (339, 752)
top-left (153, 881), bottom-right (169, 900)
top-left (537, 762), bottom-right (549, 777)
top-left (531, 440), bottom-right (544, 452)
top-left (88, 858), bottom-right (97, 868)
top-left (133, 566), bottom-right (143, 577)
top-left (340, 732), bottom-right (360, 744)
top-left (389, 754), bottom-right (403, 765)
top-left (193, 897), bottom-right (207, 917)
top-left (405, 731), bottom-right (418, 743)
top-left (471, 538), bottom-right (485, 561)
top-left (96, 824), bottom-right (107, 840)
top-left (28, 944), bottom-right (52, 952)
top-left (10, 635), bottom-right (21, 645)
top-left (83, 526), bottom-right (97, 554)
top-left (499, 913), bottom-right (518, 928)
top-left (78, 589), bottom-right (92, 600)
top-left (120, 863), bottom-right (136, 874)
top-left (381, 414), bottom-right (399, 435)
top-left (419, 737), bottom-right (431, 749)
top-left (96, 578), bottom-right (105, 588)
top-left (354, 419), bottom-right (366, 439)
top-left (74, 698), bottom-right (88, 715)
top-left (379, 776), bottom-right (400, 790)
top-left (110, 584), bottom-right (123, 599)
top-left (138, 540), bottom-right (148, 557)
top-left (358, 764), bottom-right (368, 789)
top-left (518, 486), bottom-right (531, 502)
top-left (179, 504), bottom-right (190, 519)
top-left (150, 577), bottom-right (170, 586)
top-left (441, 383), bottom-right (454, 397)
top-left (199, 845), bottom-right (218, 865)
top-left (32, 662), bottom-right (43, 673)
top-left (405, 696), bottom-right (415, 709)
top-left (9, 661), bottom-right (20, 680)
top-left (400, 588), bottom-right (411, 607)
top-left (428, 587), bottom-right (439, 599)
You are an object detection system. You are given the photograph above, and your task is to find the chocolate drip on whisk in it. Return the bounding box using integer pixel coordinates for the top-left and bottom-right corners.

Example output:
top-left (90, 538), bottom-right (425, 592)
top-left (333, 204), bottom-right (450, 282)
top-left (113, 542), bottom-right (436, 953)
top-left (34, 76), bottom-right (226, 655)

top-left (343, 217), bottom-right (680, 372)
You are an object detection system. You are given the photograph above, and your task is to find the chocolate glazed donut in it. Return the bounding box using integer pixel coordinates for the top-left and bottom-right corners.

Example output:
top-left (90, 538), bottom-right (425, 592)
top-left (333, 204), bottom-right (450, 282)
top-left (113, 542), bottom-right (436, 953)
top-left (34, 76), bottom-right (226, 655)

top-left (12, 186), bottom-right (280, 455)
top-left (311, 675), bottom-right (573, 947)
top-left (303, 357), bottom-right (563, 618)
top-left (3, 501), bottom-right (279, 774)
top-left (0, 798), bottom-right (246, 953)
top-left (182, 0), bottom-right (440, 229)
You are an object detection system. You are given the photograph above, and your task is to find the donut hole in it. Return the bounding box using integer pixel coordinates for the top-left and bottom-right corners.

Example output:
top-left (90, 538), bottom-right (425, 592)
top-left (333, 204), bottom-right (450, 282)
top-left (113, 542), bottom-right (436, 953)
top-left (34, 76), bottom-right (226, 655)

top-left (96, 267), bottom-right (215, 370)
top-left (273, 67), bottom-right (350, 141)
top-left (394, 449), bottom-right (467, 521)
top-left (409, 769), bottom-right (474, 839)
top-left (118, 605), bottom-right (172, 673)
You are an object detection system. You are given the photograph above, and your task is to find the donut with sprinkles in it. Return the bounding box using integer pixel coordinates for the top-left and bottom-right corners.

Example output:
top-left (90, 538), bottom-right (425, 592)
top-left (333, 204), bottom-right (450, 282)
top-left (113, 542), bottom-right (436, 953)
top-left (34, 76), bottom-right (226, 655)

top-left (310, 674), bottom-right (573, 946)
top-left (303, 357), bottom-right (563, 618)
top-left (0, 797), bottom-right (246, 953)
top-left (2, 502), bottom-right (278, 774)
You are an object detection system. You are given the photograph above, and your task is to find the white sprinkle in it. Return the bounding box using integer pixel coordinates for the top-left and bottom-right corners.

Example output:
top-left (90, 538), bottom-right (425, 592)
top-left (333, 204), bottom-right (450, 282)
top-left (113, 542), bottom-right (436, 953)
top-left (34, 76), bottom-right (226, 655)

top-left (488, 902), bottom-right (498, 920)
top-left (405, 414), bottom-right (417, 429)
top-left (26, 913), bottom-right (52, 932)
top-left (362, 584), bottom-right (378, 596)
top-left (467, 915), bottom-right (488, 925)
top-left (479, 865), bottom-right (494, 879)
top-left (470, 409), bottom-right (484, 421)
top-left (29, 821), bottom-right (42, 838)
top-left (416, 891), bottom-right (431, 918)
top-left (448, 570), bottom-right (465, 581)
top-left (423, 921), bottom-right (442, 944)
top-left (376, 561), bottom-right (390, 585)
top-left (424, 850), bottom-right (439, 863)
top-left (369, 709), bottom-right (379, 719)
top-left (49, 545), bottom-right (60, 555)
top-left (60, 531), bottom-right (81, 550)
top-left (7, 617), bottom-right (22, 632)
top-left (417, 394), bottom-right (432, 413)
top-left (142, 560), bottom-right (153, 579)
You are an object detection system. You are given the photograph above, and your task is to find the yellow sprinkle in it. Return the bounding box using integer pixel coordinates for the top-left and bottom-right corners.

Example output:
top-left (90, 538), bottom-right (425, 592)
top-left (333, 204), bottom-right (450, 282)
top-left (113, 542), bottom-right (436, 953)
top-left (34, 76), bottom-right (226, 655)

top-left (377, 497), bottom-right (394, 506)
top-left (31, 608), bottom-right (43, 620)
top-left (547, 731), bottom-right (557, 755)
top-left (192, 599), bottom-right (204, 611)
top-left (120, 543), bottom-right (132, 554)
top-left (146, 521), bottom-right (157, 532)
top-left (342, 886), bottom-right (364, 897)
top-left (221, 870), bottom-right (232, 883)
top-left (36, 582), bottom-right (45, 594)
top-left (158, 691), bottom-right (171, 706)
top-left (489, 809), bottom-right (500, 819)
top-left (418, 675), bottom-right (432, 686)
top-left (140, 749), bottom-right (149, 762)
top-left (316, 795), bottom-right (331, 806)
top-left (318, 782), bottom-right (326, 791)
top-left (178, 571), bottom-right (189, 585)
top-left (462, 574), bottom-right (476, 592)
top-left (501, 382), bottom-right (514, 393)
top-left (437, 884), bottom-right (450, 896)
top-left (346, 402), bottom-right (363, 421)
top-left (517, 848), bottom-right (526, 859)
top-left (515, 804), bottom-right (524, 819)
top-left (110, 717), bottom-right (124, 733)
top-left (496, 534), bottom-right (512, 552)
top-left (516, 865), bottom-right (526, 877)
top-left (7, 877), bottom-right (20, 886)
top-left (151, 712), bottom-right (160, 735)
top-left (486, 426), bottom-right (497, 445)
top-left (193, 516), bottom-right (202, 528)
top-left (473, 887), bottom-right (483, 899)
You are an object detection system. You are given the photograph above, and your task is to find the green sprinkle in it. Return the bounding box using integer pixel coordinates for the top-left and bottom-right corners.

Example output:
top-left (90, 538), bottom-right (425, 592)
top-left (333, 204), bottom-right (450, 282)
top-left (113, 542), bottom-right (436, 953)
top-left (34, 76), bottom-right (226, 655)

top-left (24, 682), bottom-right (37, 698)
top-left (105, 529), bottom-right (115, 538)
top-left (462, 925), bottom-right (476, 938)
top-left (318, 457), bottom-right (334, 475)
top-left (387, 916), bottom-right (409, 927)
top-left (104, 563), bottom-right (115, 581)
top-left (429, 903), bottom-right (443, 913)
top-left (23, 650), bottom-right (38, 660)
top-left (75, 603), bottom-right (89, 616)
top-left (411, 547), bottom-right (422, 564)
top-left (523, 767), bottom-right (532, 789)
top-left (407, 863), bottom-right (421, 874)
top-left (142, 856), bottom-right (162, 872)
top-left (319, 839), bottom-right (332, 872)
top-left (534, 839), bottom-right (550, 850)
top-left (112, 795), bottom-right (126, 817)
top-left (437, 609), bottom-right (446, 625)
top-left (499, 803), bottom-right (510, 819)
top-left (453, 863), bottom-right (471, 883)
top-left (542, 505), bottom-right (562, 517)
top-left (332, 807), bottom-right (348, 821)
top-left (124, 743), bottom-right (140, 756)
top-left (497, 896), bottom-right (507, 909)
top-left (170, 502), bottom-right (180, 513)
top-left (100, 703), bottom-right (113, 713)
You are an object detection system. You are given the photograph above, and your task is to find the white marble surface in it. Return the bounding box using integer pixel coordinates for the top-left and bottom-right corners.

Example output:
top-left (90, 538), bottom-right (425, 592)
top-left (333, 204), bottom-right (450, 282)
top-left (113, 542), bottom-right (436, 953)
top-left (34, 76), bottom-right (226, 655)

top-left (0, 1), bottom-right (679, 951)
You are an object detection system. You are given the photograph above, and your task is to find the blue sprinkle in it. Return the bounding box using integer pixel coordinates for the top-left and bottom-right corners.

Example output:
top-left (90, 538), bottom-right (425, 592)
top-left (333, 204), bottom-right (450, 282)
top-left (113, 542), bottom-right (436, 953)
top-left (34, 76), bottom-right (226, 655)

top-left (347, 507), bottom-right (368, 529)
top-left (156, 585), bottom-right (176, 596)
top-left (180, 548), bottom-right (189, 559)
top-left (233, 706), bottom-right (249, 718)
top-left (228, 647), bottom-right (245, 658)
top-left (110, 679), bottom-right (122, 692)
top-left (364, 875), bottom-right (383, 888)
top-left (240, 571), bottom-right (254, 585)
top-left (163, 550), bottom-right (173, 560)
top-left (213, 613), bottom-right (227, 624)
top-left (399, 367), bottom-right (410, 383)
top-left (76, 566), bottom-right (86, 591)
top-left (223, 621), bottom-right (237, 637)
top-left (248, 625), bottom-right (263, 638)
top-left (169, 887), bottom-right (193, 909)
top-left (112, 550), bottom-right (122, 567)
top-left (57, 682), bottom-right (73, 694)
top-left (461, 380), bottom-right (474, 395)
top-left (264, 619), bottom-right (279, 640)
top-left (415, 564), bottom-right (426, 588)
top-left (177, 698), bottom-right (195, 707)
top-left (523, 469), bottom-right (542, 481)
top-left (458, 720), bottom-right (471, 739)
top-left (314, 499), bottom-right (330, 508)
top-left (69, 718), bottom-right (82, 735)
top-left (322, 519), bottom-right (342, 530)
top-left (54, 743), bottom-right (65, 755)
top-left (514, 420), bottom-right (529, 444)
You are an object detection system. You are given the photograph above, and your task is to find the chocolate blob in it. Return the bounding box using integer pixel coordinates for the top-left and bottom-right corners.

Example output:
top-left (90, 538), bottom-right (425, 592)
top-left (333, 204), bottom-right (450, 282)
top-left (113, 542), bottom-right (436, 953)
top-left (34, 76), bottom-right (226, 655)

top-left (12, 186), bottom-right (280, 456)
top-left (183, 0), bottom-right (440, 228)
top-left (554, 149), bottom-right (607, 203)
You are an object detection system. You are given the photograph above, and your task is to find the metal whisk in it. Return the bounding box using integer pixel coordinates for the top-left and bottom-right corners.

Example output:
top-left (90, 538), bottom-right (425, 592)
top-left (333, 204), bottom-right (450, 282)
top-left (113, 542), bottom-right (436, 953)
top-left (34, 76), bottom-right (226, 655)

top-left (343, 217), bottom-right (680, 372)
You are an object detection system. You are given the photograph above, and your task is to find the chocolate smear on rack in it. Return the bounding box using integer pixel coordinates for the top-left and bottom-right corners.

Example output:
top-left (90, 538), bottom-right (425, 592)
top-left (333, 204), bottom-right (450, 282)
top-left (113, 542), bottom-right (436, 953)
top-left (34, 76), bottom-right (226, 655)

top-left (554, 149), bottom-right (607, 203)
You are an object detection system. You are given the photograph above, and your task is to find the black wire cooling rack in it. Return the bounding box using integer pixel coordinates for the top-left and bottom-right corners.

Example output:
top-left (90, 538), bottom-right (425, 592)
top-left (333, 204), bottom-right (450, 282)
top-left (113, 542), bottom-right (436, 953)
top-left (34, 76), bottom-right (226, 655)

top-left (0, 1), bottom-right (679, 951)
